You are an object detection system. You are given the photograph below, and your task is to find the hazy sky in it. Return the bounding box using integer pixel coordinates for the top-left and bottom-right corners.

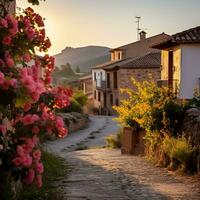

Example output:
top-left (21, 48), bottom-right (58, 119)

top-left (17, 0), bottom-right (200, 55)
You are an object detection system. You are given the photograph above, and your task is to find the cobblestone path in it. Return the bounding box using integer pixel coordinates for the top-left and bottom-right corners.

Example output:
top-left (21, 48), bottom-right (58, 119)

top-left (46, 116), bottom-right (200, 200)
top-left (61, 149), bottom-right (200, 200)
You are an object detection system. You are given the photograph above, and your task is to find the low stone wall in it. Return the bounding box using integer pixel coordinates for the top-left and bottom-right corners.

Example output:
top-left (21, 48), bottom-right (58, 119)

top-left (182, 108), bottom-right (200, 146)
top-left (59, 112), bottom-right (89, 133)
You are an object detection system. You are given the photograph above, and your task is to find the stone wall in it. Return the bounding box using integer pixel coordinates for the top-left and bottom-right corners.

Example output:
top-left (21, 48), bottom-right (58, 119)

top-left (118, 67), bottom-right (161, 101)
top-left (182, 108), bottom-right (200, 146)
top-left (59, 112), bottom-right (89, 133)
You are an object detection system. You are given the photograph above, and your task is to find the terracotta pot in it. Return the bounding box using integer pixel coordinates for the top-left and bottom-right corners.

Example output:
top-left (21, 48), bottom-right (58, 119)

top-left (121, 127), bottom-right (138, 155)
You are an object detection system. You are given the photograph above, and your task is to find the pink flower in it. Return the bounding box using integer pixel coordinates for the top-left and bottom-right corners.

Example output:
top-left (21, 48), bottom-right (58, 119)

top-left (33, 149), bottom-right (41, 160)
top-left (22, 114), bottom-right (33, 125)
top-left (16, 146), bottom-right (25, 157)
top-left (2, 36), bottom-right (12, 46)
top-left (21, 76), bottom-right (33, 85)
top-left (32, 126), bottom-right (39, 134)
top-left (23, 103), bottom-right (31, 112)
top-left (36, 174), bottom-right (42, 188)
top-left (1, 80), bottom-right (10, 90)
top-left (26, 83), bottom-right (36, 93)
top-left (42, 111), bottom-right (49, 121)
top-left (58, 127), bottom-right (68, 138)
top-left (5, 57), bottom-right (14, 68)
top-left (26, 27), bottom-right (35, 40)
top-left (35, 14), bottom-right (44, 27)
top-left (56, 116), bottom-right (64, 129)
top-left (22, 114), bottom-right (39, 126)
top-left (23, 53), bottom-right (31, 62)
top-left (36, 162), bottom-right (44, 174)
top-left (24, 169), bottom-right (35, 185)
top-left (0, 18), bottom-right (8, 28)
top-left (23, 17), bottom-right (31, 28)
top-left (23, 154), bottom-right (32, 167)
top-left (0, 59), bottom-right (4, 67)
top-left (8, 79), bottom-right (17, 88)
top-left (0, 125), bottom-right (6, 135)
top-left (25, 138), bottom-right (35, 149)
top-left (13, 157), bottom-right (22, 166)
top-left (0, 72), bottom-right (5, 85)
top-left (9, 28), bottom-right (18, 36)
top-left (31, 92), bottom-right (40, 101)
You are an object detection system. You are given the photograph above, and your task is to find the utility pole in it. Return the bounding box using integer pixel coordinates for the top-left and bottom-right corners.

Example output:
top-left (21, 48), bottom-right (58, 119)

top-left (135, 16), bottom-right (141, 41)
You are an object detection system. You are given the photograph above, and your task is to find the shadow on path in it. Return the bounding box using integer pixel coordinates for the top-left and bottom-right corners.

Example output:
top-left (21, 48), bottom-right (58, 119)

top-left (59, 149), bottom-right (200, 200)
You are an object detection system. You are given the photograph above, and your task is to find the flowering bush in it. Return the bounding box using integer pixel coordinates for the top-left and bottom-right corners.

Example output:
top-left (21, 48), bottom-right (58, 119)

top-left (114, 78), bottom-right (184, 134)
top-left (0, 0), bottom-right (72, 194)
top-left (114, 78), bottom-right (200, 172)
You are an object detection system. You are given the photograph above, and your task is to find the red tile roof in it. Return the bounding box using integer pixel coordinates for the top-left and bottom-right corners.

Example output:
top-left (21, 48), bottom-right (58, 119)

top-left (110, 33), bottom-right (170, 52)
top-left (92, 52), bottom-right (161, 71)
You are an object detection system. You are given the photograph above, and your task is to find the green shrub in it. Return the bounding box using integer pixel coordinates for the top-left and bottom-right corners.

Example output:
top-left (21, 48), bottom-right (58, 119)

top-left (162, 135), bottom-right (195, 170)
top-left (105, 129), bottom-right (122, 149)
top-left (60, 90), bottom-right (88, 113)
top-left (61, 98), bottom-right (82, 113)
top-left (163, 100), bottom-right (185, 136)
top-left (73, 90), bottom-right (88, 106)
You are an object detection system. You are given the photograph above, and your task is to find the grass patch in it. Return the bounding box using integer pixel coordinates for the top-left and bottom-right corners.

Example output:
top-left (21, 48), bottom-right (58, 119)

top-left (105, 129), bottom-right (122, 149)
top-left (17, 151), bottom-right (68, 200)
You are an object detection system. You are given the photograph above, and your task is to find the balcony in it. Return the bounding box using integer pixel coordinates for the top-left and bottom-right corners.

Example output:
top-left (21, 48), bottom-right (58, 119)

top-left (95, 80), bottom-right (111, 92)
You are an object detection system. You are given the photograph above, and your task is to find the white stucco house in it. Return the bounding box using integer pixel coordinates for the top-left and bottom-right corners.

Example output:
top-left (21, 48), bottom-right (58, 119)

top-left (152, 26), bottom-right (200, 99)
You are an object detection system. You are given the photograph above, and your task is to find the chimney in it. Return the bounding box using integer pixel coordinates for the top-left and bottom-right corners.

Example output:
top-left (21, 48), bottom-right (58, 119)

top-left (139, 31), bottom-right (147, 40)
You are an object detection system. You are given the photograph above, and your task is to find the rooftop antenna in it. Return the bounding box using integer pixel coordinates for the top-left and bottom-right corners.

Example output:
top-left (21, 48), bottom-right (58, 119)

top-left (135, 16), bottom-right (141, 41)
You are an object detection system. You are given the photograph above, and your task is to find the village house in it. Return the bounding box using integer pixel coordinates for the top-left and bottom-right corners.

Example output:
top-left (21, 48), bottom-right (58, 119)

top-left (92, 32), bottom-right (170, 115)
top-left (152, 26), bottom-right (200, 99)
top-left (79, 74), bottom-right (93, 100)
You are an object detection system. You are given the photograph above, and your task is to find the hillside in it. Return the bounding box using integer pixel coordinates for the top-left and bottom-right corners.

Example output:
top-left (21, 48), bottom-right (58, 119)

top-left (54, 46), bottom-right (110, 73)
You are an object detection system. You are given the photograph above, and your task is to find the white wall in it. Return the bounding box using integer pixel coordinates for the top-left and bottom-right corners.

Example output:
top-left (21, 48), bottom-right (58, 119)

top-left (180, 44), bottom-right (200, 99)
top-left (92, 69), bottom-right (106, 87)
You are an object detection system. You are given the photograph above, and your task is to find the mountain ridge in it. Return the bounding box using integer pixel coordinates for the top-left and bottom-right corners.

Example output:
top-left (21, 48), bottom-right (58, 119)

top-left (54, 45), bottom-right (111, 73)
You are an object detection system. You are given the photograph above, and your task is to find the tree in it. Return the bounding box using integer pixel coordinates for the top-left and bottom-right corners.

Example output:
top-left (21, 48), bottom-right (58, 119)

top-left (75, 65), bottom-right (81, 73)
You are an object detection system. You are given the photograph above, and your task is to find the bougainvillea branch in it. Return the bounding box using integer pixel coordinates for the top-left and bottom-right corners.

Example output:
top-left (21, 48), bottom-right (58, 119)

top-left (0, 0), bottom-right (72, 193)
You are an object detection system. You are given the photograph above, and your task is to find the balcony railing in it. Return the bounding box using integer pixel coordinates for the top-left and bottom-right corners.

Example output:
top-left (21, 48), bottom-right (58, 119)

top-left (95, 80), bottom-right (111, 91)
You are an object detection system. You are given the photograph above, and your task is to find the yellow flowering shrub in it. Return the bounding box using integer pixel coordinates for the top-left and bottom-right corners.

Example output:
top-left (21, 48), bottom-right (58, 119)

top-left (113, 78), bottom-right (171, 132)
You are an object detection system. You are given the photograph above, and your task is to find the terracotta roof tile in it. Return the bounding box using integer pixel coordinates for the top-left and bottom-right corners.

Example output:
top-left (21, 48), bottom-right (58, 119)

top-left (120, 52), bottom-right (161, 68)
top-left (152, 26), bottom-right (200, 49)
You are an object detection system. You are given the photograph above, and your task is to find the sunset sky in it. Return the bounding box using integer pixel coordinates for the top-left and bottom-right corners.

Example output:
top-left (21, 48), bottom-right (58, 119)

top-left (17, 0), bottom-right (200, 55)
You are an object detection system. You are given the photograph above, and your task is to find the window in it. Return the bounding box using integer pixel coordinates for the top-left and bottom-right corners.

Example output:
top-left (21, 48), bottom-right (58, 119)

top-left (118, 52), bottom-right (121, 60)
top-left (100, 72), bottom-right (103, 80)
top-left (94, 72), bottom-right (97, 81)
top-left (115, 98), bottom-right (119, 106)
top-left (111, 52), bottom-right (115, 61)
top-left (110, 94), bottom-right (113, 106)
top-left (94, 90), bottom-right (96, 99)
top-left (98, 92), bottom-right (101, 102)
top-left (104, 93), bottom-right (107, 107)
top-left (113, 71), bottom-right (118, 89)
top-left (107, 73), bottom-right (110, 88)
